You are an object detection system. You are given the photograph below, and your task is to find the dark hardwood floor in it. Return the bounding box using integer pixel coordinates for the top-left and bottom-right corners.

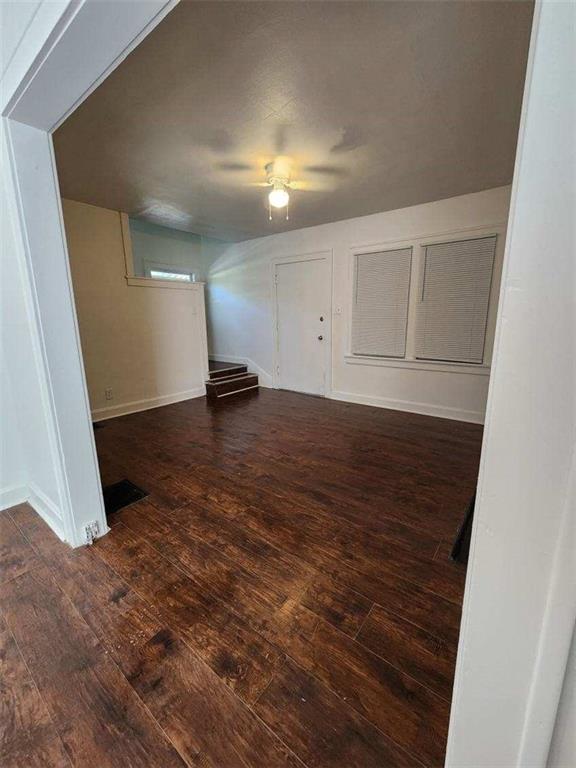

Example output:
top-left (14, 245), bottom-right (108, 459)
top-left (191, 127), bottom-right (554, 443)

top-left (0, 389), bottom-right (482, 767)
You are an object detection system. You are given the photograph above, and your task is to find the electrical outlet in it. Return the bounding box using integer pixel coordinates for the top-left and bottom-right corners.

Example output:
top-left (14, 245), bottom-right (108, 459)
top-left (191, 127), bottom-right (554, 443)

top-left (105, 387), bottom-right (113, 401)
top-left (84, 520), bottom-right (100, 545)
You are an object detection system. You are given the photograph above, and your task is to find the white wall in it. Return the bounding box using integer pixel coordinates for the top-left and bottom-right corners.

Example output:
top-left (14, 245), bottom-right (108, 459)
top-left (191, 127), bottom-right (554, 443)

top-left (1, 1), bottom-right (65, 517)
top-left (0, 371), bottom-right (25, 505)
top-left (207, 186), bottom-right (510, 422)
top-left (0, 123), bottom-right (65, 525)
top-left (0, 1), bottom-right (69, 114)
top-left (0, 0), bottom-right (118, 544)
top-left (63, 199), bottom-right (208, 420)
top-left (129, 217), bottom-right (226, 281)
top-left (1, 1), bottom-right (43, 74)
top-left (548, 625), bottom-right (576, 767)
top-left (447, 1), bottom-right (576, 765)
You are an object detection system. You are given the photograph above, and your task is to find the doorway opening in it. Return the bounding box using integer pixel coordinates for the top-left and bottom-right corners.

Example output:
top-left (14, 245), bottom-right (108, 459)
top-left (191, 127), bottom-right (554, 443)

top-left (3, 1), bottom-right (562, 767)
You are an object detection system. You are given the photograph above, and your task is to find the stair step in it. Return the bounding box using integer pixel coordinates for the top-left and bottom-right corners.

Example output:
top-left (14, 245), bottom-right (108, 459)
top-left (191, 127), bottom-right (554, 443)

top-left (206, 373), bottom-right (259, 400)
top-left (216, 384), bottom-right (259, 399)
top-left (208, 371), bottom-right (252, 384)
top-left (209, 364), bottom-right (248, 380)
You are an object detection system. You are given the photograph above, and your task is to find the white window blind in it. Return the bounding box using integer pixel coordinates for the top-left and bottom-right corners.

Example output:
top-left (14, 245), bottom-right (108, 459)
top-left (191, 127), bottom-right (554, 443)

top-left (352, 248), bottom-right (412, 358)
top-left (416, 236), bottom-right (496, 364)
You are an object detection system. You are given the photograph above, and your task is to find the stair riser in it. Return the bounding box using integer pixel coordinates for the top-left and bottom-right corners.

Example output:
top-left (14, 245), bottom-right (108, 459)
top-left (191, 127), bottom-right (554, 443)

top-left (206, 374), bottom-right (258, 398)
top-left (208, 372), bottom-right (252, 384)
top-left (215, 384), bottom-right (259, 399)
top-left (209, 365), bottom-right (247, 380)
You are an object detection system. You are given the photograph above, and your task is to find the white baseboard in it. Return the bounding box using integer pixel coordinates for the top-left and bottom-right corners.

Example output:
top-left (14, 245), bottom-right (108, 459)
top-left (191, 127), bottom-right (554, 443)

top-left (0, 484), bottom-right (28, 511)
top-left (91, 386), bottom-right (206, 422)
top-left (1, 482), bottom-right (66, 541)
top-left (27, 483), bottom-right (66, 540)
top-left (209, 354), bottom-right (273, 388)
top-left (330, 390), bottom-right (485, 424)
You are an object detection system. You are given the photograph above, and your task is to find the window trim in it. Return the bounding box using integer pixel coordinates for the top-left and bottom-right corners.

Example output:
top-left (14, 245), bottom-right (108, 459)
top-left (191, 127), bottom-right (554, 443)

top-left (346, 223), bottom-right (507, 373)
top-left (125, 276), bottom-right (205, 291)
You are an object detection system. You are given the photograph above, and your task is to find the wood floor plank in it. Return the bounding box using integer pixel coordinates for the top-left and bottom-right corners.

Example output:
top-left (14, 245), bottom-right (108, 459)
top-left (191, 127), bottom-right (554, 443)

top-left (233, 502), bottom-right (463, 645)
top-left (8, 503), bottom-right (73, 564)
top-left (11, 512), bottom-right (305, 768)
top-left (235, 501), bottom-right (464, 605)
top-left (336, 566), bottom-right (463, 647)
top-left (0, 509), bottom-right (40, 584)
top-left (125, 629), bottom-right (305, 768)
top-left (92, 522), bottom-right (284, 704)
top-left (262, 609), bottom-right (449, 765)
top-left (300, 576), bottom-right (372, 638)
top-left (0, 615), bottom-right (71, 768)
top-left (115, 500), bottom-right (289, 620)
top-left (0, 567), bottom-right (186, 768)
top-left (3, 390), bottom-right (480, 767)
top-left (254, 658), bottom-right (419, 768)
top-left (169, 500), bottom-right (316, 599)
top-left (357, 604), bottom-right (457, 701)
top-left (67, 572), bottom-right (303, 768)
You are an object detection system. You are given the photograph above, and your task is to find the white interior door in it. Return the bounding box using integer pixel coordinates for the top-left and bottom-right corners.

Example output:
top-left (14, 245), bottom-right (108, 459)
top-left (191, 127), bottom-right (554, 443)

top-left (275, 257), bottom-right (331, 395)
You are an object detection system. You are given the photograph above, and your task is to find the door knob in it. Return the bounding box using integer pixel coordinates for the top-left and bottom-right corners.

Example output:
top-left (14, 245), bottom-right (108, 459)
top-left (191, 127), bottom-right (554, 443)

top-left (318, 335), bottom-right (323, 341)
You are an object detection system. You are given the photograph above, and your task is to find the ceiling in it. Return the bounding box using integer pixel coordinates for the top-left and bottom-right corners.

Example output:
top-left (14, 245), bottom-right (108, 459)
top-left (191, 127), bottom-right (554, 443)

top-left (54, 1), bottom-right (533, 242)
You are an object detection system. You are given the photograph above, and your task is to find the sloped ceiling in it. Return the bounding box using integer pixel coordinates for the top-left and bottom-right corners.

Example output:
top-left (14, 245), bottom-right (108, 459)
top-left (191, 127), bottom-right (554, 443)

top-left (54, 1), bottom-right (533, 241)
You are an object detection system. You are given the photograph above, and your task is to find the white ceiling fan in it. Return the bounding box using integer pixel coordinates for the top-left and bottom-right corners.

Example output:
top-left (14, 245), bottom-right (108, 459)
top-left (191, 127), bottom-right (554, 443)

top-left (246, 155), bottom-right (337, 220)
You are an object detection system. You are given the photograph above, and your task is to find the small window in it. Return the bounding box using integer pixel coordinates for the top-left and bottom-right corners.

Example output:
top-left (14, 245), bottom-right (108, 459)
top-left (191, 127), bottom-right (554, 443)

top-left (416, 236), bottom-right (496, 364)
top-left (352, 247), bottom-right (412, 358)
top-left (149, 269), bottom-right (194, 282)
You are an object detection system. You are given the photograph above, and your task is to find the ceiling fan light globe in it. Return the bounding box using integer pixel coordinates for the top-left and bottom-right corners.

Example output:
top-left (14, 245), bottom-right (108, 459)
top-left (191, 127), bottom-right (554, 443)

top-left (268, 188), bottom-right (290, 209)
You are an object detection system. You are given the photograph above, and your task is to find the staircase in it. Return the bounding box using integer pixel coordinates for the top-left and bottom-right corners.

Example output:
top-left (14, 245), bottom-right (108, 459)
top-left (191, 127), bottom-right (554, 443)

top-left (206, 361), bottom-right (259, 401)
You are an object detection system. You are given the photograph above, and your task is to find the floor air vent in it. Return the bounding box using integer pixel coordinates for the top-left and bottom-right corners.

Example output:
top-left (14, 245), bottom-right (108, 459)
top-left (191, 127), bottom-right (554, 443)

top-left (102, 479), bottom-right (148, 517)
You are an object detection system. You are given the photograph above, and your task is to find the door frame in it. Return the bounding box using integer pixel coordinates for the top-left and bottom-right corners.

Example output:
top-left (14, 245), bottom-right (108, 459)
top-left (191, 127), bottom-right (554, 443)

top-left (1, 0), bottom-right (178, 546)
top-left (271, 250), bottom-right (333, 396)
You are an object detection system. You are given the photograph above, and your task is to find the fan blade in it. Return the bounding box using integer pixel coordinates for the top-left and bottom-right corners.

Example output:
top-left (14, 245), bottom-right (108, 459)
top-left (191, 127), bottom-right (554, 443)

top-left (289, 179), bottom-right (331, 192)
top-left (303, 164), bottom-right (348, 177)
top-left (215, 161), bottom-right (253, 172)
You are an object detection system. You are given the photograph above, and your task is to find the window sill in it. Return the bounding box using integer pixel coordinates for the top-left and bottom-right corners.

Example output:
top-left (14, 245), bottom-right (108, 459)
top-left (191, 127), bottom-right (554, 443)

top-left (344, 354), bottom-right (491, 376)
top-left (125, 276), bottom-right (205, 290)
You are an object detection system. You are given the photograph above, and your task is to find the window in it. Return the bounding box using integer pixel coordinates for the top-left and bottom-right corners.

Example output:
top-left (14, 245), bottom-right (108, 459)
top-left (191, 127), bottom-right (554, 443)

top-left (148, 269), bottom-right (194, 282)
top-left (352, 248), bottom-right (412, 357)
top-left (415, 236), bottom-right (496, 364)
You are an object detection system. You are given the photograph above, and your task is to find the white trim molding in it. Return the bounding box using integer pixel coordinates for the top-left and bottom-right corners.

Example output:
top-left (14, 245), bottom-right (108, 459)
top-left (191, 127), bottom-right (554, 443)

top-left (0, 484), bottom-right (67, 545)
top-left (91, 386), bottom-right (206, 422)
top-left (344, 354), bottom-right (491, 377)
top-left (27, 482), bottom-right (67, 542)
top-left (0, 485), bottom-right (28, 511)
top-left (330, 389), bottom-right (485, 424)
top-left (125, 276), bottom-right (206, 291)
